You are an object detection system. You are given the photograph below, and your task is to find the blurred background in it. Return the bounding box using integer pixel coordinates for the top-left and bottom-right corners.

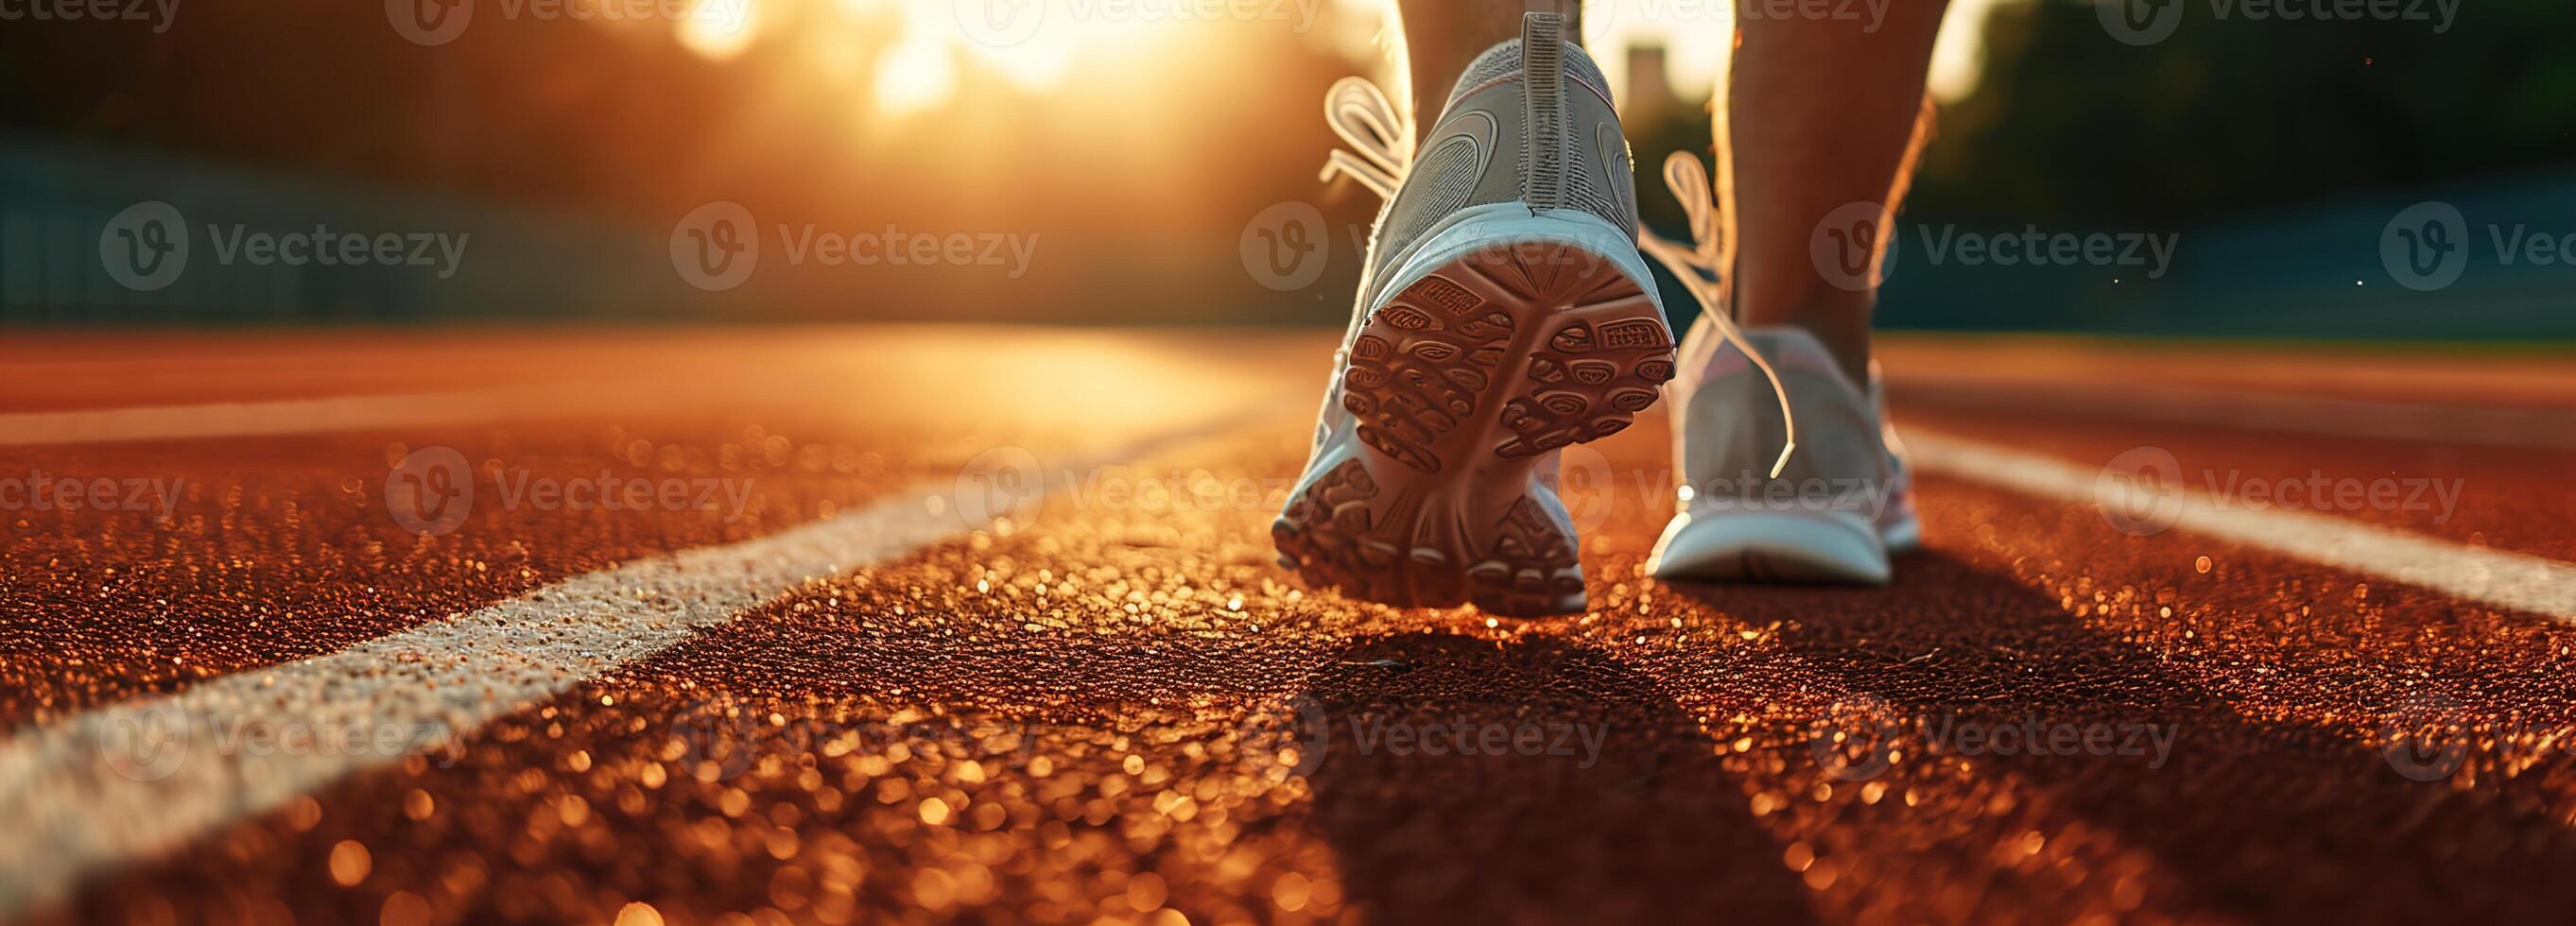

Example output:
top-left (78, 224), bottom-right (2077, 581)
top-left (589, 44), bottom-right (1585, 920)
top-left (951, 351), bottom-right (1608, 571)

top-left (1, 0), bottom-right (2570, 338)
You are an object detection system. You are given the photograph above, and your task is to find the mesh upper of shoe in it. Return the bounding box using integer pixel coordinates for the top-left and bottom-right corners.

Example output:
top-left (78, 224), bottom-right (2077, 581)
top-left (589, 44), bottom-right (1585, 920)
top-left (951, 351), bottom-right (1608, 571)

top-left (1673, 328), bottom-right (1891, 516)
top-left (1446, 36), bottom-right (1613, 110)
top-left (1306, 16), bottom-right (1645, 453)
top-left (1344, 34), bottom-right (1638, 288)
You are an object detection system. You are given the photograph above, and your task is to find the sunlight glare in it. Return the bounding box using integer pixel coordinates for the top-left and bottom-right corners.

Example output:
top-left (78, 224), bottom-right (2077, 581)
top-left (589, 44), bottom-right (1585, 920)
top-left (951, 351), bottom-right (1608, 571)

top-left (873, 28), bottom-right (960, 115)
top-left (676, 0), bottom-right (761, 60)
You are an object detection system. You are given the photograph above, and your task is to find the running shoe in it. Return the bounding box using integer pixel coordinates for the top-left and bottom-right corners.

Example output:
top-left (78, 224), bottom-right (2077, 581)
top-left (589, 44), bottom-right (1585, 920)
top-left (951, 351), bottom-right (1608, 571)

top-left (1271, 12), bottom-right (1675, 616)
top-left (1635, 153), bottom-right (1920, 583)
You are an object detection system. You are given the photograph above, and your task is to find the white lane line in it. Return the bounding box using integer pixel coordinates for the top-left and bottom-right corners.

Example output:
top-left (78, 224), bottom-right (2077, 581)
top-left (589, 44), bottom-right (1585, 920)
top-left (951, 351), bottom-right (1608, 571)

top-left (1905, 428), bottom-right (2576, 622)
top-left (0, 409), bottom-right (1254, 917)
top-left (1890, 374), bottom-right (2576, 450)
top-left (0, 386), bottom-right (651, 448)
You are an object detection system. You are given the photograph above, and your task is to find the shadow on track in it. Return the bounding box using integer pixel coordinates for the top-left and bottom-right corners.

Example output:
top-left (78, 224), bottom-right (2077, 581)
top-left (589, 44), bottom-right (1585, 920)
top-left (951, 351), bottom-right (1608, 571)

top-left (1672, 551), bottom-right (2576, 923)
top-left (1294, 632), bottom-right (1818, 925)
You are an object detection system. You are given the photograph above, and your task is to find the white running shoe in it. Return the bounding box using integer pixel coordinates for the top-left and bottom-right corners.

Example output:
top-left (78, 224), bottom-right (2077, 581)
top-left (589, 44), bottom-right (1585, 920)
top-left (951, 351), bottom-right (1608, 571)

top-left (1634, 155), bottom-right (1920, 584)
top-left (1272, 13), bottom-right (1675, 616)
top-left (1645, 326), bottom-right (1922, 583)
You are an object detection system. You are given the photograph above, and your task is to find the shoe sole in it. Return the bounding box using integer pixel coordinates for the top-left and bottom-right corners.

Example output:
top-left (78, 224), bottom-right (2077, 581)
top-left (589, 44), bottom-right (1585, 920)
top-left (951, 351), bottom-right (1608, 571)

top-left (1273, 239), bottom-right (1676, 616)
top-left (1646, 507), bottom-right (1893, 586)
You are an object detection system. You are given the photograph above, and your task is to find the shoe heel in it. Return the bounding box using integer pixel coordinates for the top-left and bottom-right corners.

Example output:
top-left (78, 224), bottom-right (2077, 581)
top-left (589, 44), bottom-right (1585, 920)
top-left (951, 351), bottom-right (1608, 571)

top-left (1271, 454), bottom-right (1585, 616)
top-left (1346, 240), bottom-right (1675, 469)
top-left (1273, 238), bottom-right (1675, 616)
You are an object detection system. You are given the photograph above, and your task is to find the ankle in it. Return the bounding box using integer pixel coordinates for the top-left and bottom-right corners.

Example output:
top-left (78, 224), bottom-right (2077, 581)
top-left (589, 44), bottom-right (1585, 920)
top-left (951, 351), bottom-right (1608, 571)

top-left (1738, 301), bottom-right (1875, 386)
top-left (1400, 2), bottom-right (1584, 141)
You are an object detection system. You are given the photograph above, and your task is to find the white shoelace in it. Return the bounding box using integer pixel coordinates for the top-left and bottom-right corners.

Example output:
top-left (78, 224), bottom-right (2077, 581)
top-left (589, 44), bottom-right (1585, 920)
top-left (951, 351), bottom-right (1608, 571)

top-left (1638, 152), bottom-right (1797, 479)
top-left (1319, 77), bottom-right (1412, 199)
top-left (1316, 80), bottom-right (1794, 478)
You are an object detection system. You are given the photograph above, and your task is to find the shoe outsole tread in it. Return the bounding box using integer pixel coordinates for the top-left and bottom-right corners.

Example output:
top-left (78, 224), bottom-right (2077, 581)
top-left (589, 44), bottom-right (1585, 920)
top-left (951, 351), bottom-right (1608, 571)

top-left (1273, 241), bottom-right (1674, 616)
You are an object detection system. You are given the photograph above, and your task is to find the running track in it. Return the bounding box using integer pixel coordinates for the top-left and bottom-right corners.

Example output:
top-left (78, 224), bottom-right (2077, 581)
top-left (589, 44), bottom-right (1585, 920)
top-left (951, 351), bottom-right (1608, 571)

top-left (4, 327), bottom-right (2575, 925)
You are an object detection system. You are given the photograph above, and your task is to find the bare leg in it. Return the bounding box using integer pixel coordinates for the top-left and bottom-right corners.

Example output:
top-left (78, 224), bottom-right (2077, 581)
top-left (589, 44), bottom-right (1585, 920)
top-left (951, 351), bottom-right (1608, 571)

top-left (1393, 0), bottom-right (1583, 143)
top-left (1722, 1), bottom-right (1949, 385)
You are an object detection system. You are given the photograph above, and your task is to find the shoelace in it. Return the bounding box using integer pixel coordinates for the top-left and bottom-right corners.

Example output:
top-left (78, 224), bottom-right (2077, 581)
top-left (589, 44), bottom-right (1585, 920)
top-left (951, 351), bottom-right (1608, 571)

top-left (1316, 79), bottom-right (1795, 479)
top-left (1319, 77), bottom-right (1412, 199)
top-left (1638, 152), bottom-right (1797, 479)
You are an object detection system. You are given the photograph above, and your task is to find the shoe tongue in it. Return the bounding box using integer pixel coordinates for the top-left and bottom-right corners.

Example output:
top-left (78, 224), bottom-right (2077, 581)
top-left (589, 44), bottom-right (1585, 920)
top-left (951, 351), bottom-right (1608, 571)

top-left (1687, 325), bottom-right (1866, 399)
top-left (1739, 327), bottom-right (1845, 379)
top-left (1444, 35), bottom-right (1612, 109)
